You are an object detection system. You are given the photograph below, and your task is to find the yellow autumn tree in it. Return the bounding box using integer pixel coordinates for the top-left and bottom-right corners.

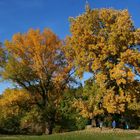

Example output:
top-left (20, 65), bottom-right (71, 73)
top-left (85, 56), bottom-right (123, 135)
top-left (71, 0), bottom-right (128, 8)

top-left (0, 89), bottom-right (32, 133)
top-left (0, 88), bottom-right (32, 117)
top-left (0, 88), bottom-right (44, 134)
top-left (1, 28), bottom-right (73, 134)
top-left (66, 6), bottom-right (140, 115)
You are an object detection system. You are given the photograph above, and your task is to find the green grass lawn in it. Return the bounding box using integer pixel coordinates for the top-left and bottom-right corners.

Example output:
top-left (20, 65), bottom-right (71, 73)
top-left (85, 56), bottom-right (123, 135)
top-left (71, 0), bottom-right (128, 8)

top-left (0, 129), bottom-right (140, 140)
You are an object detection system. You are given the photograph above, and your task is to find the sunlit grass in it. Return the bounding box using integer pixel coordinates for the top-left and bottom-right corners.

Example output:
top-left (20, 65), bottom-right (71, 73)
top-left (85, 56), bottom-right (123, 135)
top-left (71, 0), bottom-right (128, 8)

top-left (0, 129), bottom-right (140, 140)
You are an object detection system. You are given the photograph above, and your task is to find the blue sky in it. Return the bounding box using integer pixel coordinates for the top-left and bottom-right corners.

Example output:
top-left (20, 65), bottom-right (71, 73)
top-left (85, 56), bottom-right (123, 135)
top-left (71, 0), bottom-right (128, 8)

top-left (0, 0), bottom-right (140, 93)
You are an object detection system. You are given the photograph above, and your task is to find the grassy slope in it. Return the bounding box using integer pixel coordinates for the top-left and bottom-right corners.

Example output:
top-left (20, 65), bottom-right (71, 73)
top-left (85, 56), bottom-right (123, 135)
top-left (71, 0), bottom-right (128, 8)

top-left (0, 129), bottom-right (140, 140)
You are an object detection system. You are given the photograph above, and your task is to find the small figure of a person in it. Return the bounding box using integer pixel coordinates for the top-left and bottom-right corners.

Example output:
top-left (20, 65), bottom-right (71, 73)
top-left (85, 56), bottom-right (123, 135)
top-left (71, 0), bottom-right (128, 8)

top-left (122, 121), bottom-right (125, 129)
top-left (112, 120), bottom-right (116, 130)
top-left (96, 119), bottom-right (100, 127)
top-left (99, 121), bottom-right (103, 131)
top-left (126, 122), bottom-right (129, 130)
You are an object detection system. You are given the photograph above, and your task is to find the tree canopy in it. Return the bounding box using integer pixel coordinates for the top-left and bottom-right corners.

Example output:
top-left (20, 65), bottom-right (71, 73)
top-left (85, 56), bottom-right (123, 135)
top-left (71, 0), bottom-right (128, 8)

top-left (2, 29), bottom-right (72, 107)
top-left (66, 8), bottom-right (140, 114)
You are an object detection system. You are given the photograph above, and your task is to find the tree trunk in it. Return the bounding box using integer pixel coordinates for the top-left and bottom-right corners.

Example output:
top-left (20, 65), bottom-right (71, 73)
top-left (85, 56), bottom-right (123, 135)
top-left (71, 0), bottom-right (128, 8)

top-left (39, 96), bottom-right (56, 135)
top-left (48, 121), bottom-right (53, 134)
top-left (41, 110), bottom-right (56, 135)
top-left (42, 118), bottom-right (54, 134)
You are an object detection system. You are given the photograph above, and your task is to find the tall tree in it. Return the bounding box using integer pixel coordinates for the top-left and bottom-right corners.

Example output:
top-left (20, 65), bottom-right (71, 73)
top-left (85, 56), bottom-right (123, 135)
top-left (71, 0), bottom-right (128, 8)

top-left (1, 28), bottom-right (73, 134)
top-left (66, 7), bottom-right (140, 115)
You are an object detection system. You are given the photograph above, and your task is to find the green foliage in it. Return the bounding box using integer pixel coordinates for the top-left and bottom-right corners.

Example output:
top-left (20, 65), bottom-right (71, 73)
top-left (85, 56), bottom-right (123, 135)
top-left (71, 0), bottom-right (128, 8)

top-left (0, 115), bottom-right (21, 134)
top-left (56, 88), bottom-right (87, 132)
top-left (20, 107), bottom-right (43, 134)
